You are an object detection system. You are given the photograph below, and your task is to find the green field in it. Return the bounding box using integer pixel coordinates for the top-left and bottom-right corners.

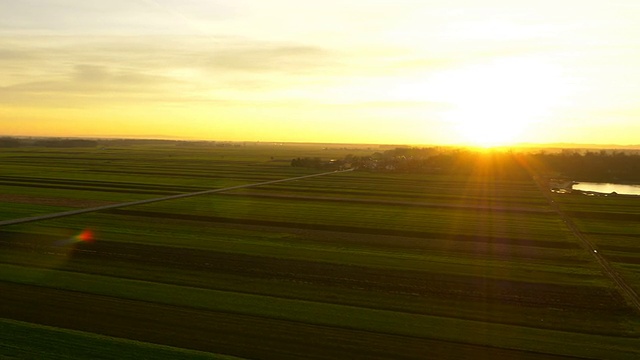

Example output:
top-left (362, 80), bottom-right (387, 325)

top-left (1, 142), bottom-right (639, 359)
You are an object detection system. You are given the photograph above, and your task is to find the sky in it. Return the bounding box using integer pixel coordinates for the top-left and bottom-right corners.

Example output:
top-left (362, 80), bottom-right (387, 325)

top-left (1, 0), bottom-right (639, 146)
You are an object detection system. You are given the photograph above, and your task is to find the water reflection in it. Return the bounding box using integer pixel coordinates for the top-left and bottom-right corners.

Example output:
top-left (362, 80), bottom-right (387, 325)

top-left (573, 182), bottom-right (640, 195)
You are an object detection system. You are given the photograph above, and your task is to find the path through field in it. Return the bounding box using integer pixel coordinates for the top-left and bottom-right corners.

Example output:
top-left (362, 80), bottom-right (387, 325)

top-left (533, 178), bottom-right (640, 313)
top-left (0, 169), bottom-right (353, 227)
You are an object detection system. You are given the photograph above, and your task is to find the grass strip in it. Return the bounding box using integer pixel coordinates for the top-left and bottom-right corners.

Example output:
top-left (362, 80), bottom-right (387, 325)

top-left (0, 318), bottom-right (242, 360)
top-left (1, 264), bottom-right (638, 359)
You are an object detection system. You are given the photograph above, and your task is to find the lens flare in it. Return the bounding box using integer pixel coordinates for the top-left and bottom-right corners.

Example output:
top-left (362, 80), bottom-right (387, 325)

top-left (55, 229), bottom-right (95, 246)
top-left (76, 229), bottom-right (94, 242)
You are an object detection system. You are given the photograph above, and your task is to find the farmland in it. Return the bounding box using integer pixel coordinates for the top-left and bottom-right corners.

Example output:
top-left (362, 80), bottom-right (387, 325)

top-left (1, 141), bottom-right (639, 359)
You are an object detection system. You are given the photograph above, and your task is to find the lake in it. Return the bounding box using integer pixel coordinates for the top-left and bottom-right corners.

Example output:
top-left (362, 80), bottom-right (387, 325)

top-left (573, 182), bottom-right (640, 195)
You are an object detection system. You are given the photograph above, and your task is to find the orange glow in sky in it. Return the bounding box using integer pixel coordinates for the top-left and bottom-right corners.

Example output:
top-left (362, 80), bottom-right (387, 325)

top-left (1, 1), bottom-right (639, 146)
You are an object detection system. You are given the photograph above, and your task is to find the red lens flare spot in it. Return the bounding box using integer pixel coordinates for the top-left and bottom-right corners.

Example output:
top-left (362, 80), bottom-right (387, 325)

top-left (77, 229), bottom-right (94, 242)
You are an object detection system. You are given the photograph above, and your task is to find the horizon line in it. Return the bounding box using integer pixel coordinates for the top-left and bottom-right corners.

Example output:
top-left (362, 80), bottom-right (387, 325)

top-left (1, 134), bottom-right (639, 149)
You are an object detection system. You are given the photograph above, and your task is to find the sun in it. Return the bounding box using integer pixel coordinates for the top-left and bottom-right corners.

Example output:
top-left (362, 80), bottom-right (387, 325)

top-left (456, 118), bottom-right (526, 148)
top-left (432, 57), bottom-right (569, 147)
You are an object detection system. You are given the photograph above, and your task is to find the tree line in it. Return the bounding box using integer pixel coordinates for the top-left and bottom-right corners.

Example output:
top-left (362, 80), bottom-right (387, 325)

top-left (529, 150), bottom-right (640, 182)
top-left (0, 137), bottom-right (98, 148)
top-left (292, 147), bottom-right (640, 182)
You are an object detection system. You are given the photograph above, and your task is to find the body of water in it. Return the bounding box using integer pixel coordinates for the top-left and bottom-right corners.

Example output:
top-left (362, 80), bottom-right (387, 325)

top-left (573, 182), bottom-right (640, 195)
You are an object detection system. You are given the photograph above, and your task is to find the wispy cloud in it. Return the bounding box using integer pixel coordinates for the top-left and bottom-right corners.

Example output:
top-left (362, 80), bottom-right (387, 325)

top-left (0, 35), bottom-right (341, 107)
top-left (203, 44), bottom-right (329, 72)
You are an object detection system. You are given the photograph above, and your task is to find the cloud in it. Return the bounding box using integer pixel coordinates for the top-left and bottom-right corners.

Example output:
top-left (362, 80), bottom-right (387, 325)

top-left (0, 0), bottom-right (204, 35)
top-left (6, 64), bottom-right (177, 91)
top-left (2, 31), bottom-right (552, 111)
top-left (0, 48), bottom-right (38, 61)
top-left (0, 34), bottom-right (336, 74)
top-left (203, 44), bottom-right (329, 73)
top-left (69, 64), bottom-right (177, 88)
top-left (0, 60), bottom-right (191, 109)
top-left (0, 34), bottom-right (347, 109)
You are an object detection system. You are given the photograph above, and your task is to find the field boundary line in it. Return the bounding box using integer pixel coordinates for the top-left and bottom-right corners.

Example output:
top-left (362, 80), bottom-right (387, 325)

top-left (0, 169), bottom-right (353, 227)
top-left (219, 192), bottom-right (554, 214)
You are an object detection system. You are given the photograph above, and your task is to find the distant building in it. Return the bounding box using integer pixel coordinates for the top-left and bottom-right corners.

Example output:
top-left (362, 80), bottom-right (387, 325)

top-left (549, 178), bottom-right (574, 193)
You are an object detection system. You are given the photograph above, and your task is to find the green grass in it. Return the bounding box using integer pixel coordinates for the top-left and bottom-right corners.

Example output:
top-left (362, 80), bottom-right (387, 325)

top-left (0, 318), bottom-right (242, 360)
top-left (117, 194), bottom-right (571, 242)
top-left (1, 144), bottom-right (640, 359)
top-left (0, 202), bottom-right (72, 219)
top-left (552, 192), bottom-right (640, 294)
top-left (1, 264), bottom-right (639, 359)
top-left (3, 208), bottom-right (601, 287)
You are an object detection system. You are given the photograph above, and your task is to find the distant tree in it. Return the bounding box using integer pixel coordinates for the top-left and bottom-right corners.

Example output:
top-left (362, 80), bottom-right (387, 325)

top-left (34, 139), bottom-right (98, 148)
top-left (0, 137), bottom-right (22, 147)
top-left (291, 157), bottom-right (323, 168)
